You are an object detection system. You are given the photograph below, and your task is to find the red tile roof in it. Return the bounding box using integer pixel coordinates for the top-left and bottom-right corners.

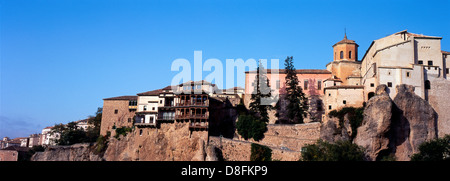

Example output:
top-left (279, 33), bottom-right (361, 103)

top-left (103, 95), bottom-right (137, 100)
top-left (137, 89), bottom-right (164, 96)
top-left (245, 69), bottom-right (331, 74)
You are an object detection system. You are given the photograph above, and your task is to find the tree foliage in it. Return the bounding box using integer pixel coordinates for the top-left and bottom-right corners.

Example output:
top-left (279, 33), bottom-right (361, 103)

top-left (300, 139), bottom-right (365, 161)
top-left (283, 56), bottom-right (308, 124)
top-left (236, 114), bottom-right (267, 141)
top-left (249, 61), bottom-right (273, 123)
top-left (250, 143), bottom-right (272, 161)
top-left (411, 134), bottom-right (450, 161)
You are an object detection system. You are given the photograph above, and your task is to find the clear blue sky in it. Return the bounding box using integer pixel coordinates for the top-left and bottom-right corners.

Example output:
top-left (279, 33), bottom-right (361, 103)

top-left (1, 0), bottom-right (449, 138)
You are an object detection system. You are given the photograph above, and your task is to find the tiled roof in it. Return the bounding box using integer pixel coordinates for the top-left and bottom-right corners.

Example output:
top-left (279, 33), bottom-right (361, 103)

top-left (245, 69), bottom-right (331, 74)
top-left (103, 95), bottom-right (138, 100)
top-left (442, 50), bottom-right (450, 55)
top-left (332, 34), bottom-right (358, 47)
top-left (324, 85), bottom-right (364, 89)
top-left (137, 89), bottom-right (164, 96)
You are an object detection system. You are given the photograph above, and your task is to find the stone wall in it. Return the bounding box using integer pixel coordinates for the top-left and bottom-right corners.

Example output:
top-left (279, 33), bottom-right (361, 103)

top-left (209, 136), bottom-right (301, 161)
top-left (100, 100), bottom-right (136, 136)
top-left (428, 78), bottom-right (450, 137)
top-left (210, 122), bottom-right (320, 161)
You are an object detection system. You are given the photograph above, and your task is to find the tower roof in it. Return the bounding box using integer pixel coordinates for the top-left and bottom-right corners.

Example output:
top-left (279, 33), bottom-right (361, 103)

top-left (332, 34), bottom-right (358, 47)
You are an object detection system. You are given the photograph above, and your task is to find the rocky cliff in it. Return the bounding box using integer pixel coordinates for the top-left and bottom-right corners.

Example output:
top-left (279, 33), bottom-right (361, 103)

top-left (103, 121), bottom-right (215, 161)
top-left (31, 143), bottom-right (102, 161)
top-left (354, 84), bottom-right (438, 161)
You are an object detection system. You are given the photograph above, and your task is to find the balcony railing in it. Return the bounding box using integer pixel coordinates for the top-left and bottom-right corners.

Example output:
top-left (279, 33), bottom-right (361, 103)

top-left (176, 102), bottom-right (208, 107)
top-left (175, 114), bottom-right (208, 119)
top-left (189, 121), bottom-right (208, 129)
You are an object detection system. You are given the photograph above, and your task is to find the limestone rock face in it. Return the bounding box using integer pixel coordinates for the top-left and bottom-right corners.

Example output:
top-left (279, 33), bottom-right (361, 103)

top-left (354, 84), bottom-right (438, 161)
top-left (31, 143), bottom-right (102, 161)
top-left (354, 85), bottom-right (392, 161)
top-left (391, 84), bottom-right (438, 161)
top-left (103, 122), bottom-right (210, 161)
top-left (320, 117), bottom-right (350, 143)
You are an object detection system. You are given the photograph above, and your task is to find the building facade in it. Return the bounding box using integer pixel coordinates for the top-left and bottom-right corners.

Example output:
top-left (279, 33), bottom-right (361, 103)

top-left (100, 96), bottom-right (137, 136)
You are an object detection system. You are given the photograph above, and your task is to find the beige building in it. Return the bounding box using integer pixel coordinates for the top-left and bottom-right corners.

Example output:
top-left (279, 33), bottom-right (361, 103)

top-left (100, 96), bottom-right (137, 136)
top-left (323, 34), bottom-right (364, 114)
top-left (360, 30), bottom-right (447, 101)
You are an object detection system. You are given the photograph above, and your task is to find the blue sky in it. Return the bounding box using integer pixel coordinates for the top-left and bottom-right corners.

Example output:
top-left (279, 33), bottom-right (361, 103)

top-left (1, 0), bottom-right (449, 138)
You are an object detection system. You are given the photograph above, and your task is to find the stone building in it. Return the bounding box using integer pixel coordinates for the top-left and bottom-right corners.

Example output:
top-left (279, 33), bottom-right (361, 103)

top-left (100, 95), bottom-right (137, 136)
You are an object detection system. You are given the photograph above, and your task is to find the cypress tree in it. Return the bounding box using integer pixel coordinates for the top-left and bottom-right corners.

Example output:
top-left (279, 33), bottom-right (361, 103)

top-left (284, 56), bottom-right (308, 123)
top-left (249, 61), bottom-right (273, 123)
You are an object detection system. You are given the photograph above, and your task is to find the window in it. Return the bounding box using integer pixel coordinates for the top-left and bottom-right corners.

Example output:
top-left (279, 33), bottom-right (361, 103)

top-left (317, 80), bottom-right (322, 90)
top-left (343, 100), bottom-right (347, 104)
top-left (114, 109), bottom-right (118, 114)
top-left (340, 51), bottom-right (344, 59)
top-left (370, 83), bottom-right (374, 87)
top-left (150, 117), bottom-right (154, 123)
top-left (425, 80), bottom-right (431, 89)
top-left (139, 129), bottom-right (143, 136)
top-left (428, 60), bottom-right (433, 66)
top-left (152, 107), bottom-right (155, 110)
top-left (418, 60), bottom-right (423, 65)
top-left (328, 105), bottom-right (332, 110)
top-left (160, 100), bottom-right (163, 104)
top-left (304, 80), bottom-right (308, 90)
top-left (406, 72), bottom-right (410, 77)
top-left (328, 93), bottom-right (331, 96)
top-left (143, 106), bottom-right (147, 111)
top-left (446, 68), bottom-right (449, 75)
top-left (349, 51), bottom-right (352, 59)
top-left (387, 82), bottom-right (392, 87)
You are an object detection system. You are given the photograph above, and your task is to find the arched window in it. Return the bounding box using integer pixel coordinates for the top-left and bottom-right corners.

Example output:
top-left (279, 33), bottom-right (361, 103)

top-left (349, 51), bottom-right (352, 59)
top-left (425, 80), bottom-right (431, 89)
top-left (340, 51), bottom-right (344, 59)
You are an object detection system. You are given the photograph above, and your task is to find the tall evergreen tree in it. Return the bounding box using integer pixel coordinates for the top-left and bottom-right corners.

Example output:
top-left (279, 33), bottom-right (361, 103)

top-left (249, 61), bottom-right (273, 123)
top-left (284, 56), bottom-right (308, 123)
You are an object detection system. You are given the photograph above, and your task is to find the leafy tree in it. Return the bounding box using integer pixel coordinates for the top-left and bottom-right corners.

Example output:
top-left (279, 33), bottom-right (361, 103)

top-left (283, 56), bottom-right (308, 124)
top-left (249, 61), bottom-right (273, 123)
top-left (411, 134), bottom-right (450, 161)
top-left (251, 143), bottom-right (272, 161)
top-left (300, 139), bottom-right (365, 161)
top-left (236, 114), bottom-right (267, 141)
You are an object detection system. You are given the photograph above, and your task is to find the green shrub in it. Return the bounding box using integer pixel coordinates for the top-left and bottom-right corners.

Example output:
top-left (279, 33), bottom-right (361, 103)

top-left (411, 135), bottom-right (450, 161)
top-left (236, 114), bottom-right (267, 141)
top-left (327, 107), bottom-right (364, 140)
top-left (251, 143), bottom-right (272, 161)
top-left (114, 126), bottom-right (133, 139)
top-left (300, 139), bottom-right (365, 161)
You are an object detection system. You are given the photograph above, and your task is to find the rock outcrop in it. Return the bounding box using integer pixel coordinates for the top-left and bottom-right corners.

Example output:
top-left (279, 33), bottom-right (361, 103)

top-left (354, 85), bottom-right (393, 161)
top-left (31, 143), bottom-right (102, 161)
top-left (103, 122), bottom-right (213, 161)
top-left (391, 84), bottom-right (438, 161)
top-left (354, 84), bottom-right (438, 161)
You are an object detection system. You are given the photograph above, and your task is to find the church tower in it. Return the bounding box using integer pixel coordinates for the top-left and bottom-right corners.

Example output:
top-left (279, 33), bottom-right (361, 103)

top-left (332, 33), bottom-right (358, 61)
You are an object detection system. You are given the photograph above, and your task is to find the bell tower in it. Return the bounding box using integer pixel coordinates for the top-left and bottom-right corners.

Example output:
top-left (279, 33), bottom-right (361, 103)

top-left (332, 32), bottom-right (358, 61)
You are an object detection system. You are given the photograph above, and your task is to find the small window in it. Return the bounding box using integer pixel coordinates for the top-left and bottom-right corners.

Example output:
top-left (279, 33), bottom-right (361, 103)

top-left (328, 105), bottom-right (332, 110)
top-left (304, 80), bottom-right (309, 90)
top-left (370, 83), bottom-right (374, 87)
top-left (143, 106), bottom-right (147, 111)
top-left (406, 72), bottom-right (410, 77)
top-left (139, 129), bottom-right (143, 136)
top-left (387, 82), bottom-right (392, 87)
top-left (114, 109), bottom-right (118, 114)
top-left (340, 51), bottom-right (344, 59)
top-left (160, 100), bottom-right (163, 104)
top-left (418, 60), bottom-right (423, 65)
top-left (343, 100), bottom-right (347, 105)
top-left (446, 68), bottom-right (449, 74)
top-left (428, 60), bottom-right (433, 66)
top-left (328, 93), bottom-right (331, 96)
top-left (349, 51), bottom-right (352, 59)
top-left (425, 80), bottom-right (431, 89)
top-left (152, 107), bottom-right (155, 110)
top-left (317, 80), bottom-right (322, 90)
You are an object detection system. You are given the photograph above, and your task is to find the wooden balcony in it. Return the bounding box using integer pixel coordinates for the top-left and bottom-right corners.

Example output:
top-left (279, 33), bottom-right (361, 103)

top-left (189, 121), bottom-right (208, 129)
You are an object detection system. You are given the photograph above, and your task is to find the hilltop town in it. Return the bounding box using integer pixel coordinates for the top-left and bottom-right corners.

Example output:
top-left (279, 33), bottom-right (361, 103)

top-left (2, 30), bottom-right (450, 161)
